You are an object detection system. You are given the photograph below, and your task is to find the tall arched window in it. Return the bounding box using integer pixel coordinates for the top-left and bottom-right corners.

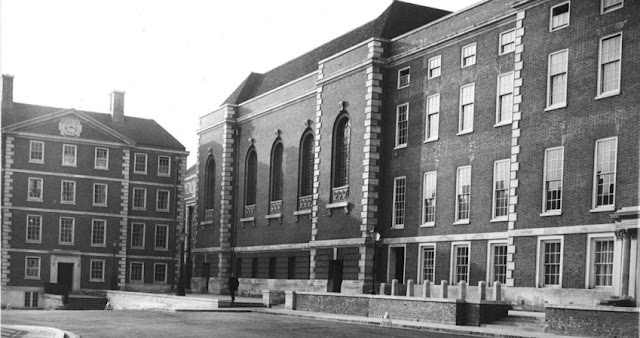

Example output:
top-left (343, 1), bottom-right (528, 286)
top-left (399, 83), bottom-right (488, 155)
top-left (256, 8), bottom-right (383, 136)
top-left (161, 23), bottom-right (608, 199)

top-left (298, 130), bottom-right (314, 210)
top-left (244, 148), bottom-right (257, 216)
top-left (204, 156), bottom-right (215, 221)
top-left (332, 114), bottom-right (351, 202)
top-left (269, 140), bottom-right (284, 214)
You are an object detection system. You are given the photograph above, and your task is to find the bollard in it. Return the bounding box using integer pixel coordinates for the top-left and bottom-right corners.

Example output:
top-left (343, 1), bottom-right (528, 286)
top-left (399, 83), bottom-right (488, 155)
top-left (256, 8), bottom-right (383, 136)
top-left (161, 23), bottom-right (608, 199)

top-left (391, 279), bottom-right (398, 296)
top-left (458, 280), bottom-right (467, 300)
top-left (478, 281), bottom-right (486, 301)
top-left (493, 281), bottom-right (502, 301)
top-left (422, 280), bottom-right (431, 298)
top-left (406, 279), bottom-right (414, 297)
top-left (285, 291), bottom-right (296, 310)
top-left (379, 282), bottom-right (387, 295)
top-left (440, 280), bottom-right (448, 298)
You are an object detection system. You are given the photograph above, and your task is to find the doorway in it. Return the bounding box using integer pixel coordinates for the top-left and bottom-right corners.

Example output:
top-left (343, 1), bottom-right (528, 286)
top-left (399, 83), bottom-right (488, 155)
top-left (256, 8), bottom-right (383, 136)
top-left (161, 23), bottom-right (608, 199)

top-left (57, 263), bottom-right (74, 291)
top-left (327, 260), bottom-right (343, 292)
top-left (388, 246), bottom-right (405, 284)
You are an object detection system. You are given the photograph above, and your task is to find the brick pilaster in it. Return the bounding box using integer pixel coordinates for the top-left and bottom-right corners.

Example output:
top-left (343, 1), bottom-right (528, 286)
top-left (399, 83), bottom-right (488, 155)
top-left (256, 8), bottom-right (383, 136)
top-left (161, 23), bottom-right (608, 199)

top-left (219, 105), bottom-right (237, 278)
top-left (506, 10), bottom-right (525, 288)
top-left (118, 149), bottom-right (131, 289)
top-left (1, 136), bottom-right (15, 286)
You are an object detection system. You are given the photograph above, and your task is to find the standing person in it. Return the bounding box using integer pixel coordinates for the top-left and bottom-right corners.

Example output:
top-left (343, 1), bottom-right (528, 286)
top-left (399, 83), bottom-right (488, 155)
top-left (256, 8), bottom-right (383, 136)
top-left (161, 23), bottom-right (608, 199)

top-left (228, 273), bottom-right (239, 303)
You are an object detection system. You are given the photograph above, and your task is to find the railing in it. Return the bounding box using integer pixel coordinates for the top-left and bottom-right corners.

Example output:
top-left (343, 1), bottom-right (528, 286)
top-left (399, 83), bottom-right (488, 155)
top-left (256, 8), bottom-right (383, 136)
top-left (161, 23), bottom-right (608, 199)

top-left (204, 208), bottom-right (215, 221)
top-left (298, 195), bottom-right (312, 210)
top-left (44, 282), bottom-right (69, 303)
top-left (332, 186), bottom-right (349, 202)
top-left (269, 200), bottom-right (283, 214)
top-left (244, 205), bottom-right (256, 217)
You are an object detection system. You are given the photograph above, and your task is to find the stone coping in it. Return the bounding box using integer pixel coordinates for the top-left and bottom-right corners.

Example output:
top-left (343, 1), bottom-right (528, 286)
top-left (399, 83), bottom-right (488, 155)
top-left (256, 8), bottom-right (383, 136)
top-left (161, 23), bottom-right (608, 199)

top-left (294, 291), bottom-right (462, 304)
top-left (107, 290), bottom-right (218, 303)
top-left (546, 303), bottom-right (640, 313)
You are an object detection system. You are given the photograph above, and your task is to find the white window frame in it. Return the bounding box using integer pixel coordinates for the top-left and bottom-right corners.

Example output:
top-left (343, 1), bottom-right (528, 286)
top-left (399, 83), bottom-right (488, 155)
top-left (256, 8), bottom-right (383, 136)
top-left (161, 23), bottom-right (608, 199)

top-left (90, 259), bottom-right (105, 282)
top-left (157, 155), bottom-right (171, 176)
top-left (591, 137), bottom-right (617, 212)
top-left (491, 159), bottom-right (510, 221)
top-left (418, 243), bottom-right (437, 284)
top-left (458, 83), bottom-right (475, 134)
top-left (541, 147), bottom-right (564, 216)
top-left (601, 0), bottom-right (623, 14)
top-left (129, 262), bottom-right (144, 283)
top-left (425, 94), bottom-right (439, 142)
top-left (29, 140), bottom-right (44, 164)
top-left (392, 176), bottom-right (406, 229)
top-left (27, 177), bottom-right (43, 202)
top-left (24, 291), bottom-right (39, 308)
top-left (486, 240), bottom-right (508, 286)
top-left (134, 153), bottom-right (148, 174)
top-left (596, 33), bottom-right (622, 99)
top-left (421, 171), bottom-right (437, 227)
top-left (386, 244), bottom-right (407, 283)
top-left (397, 67), bottom-right (410, 89)
top-left (156, 189), bottom-right (170, 212)
top-left (495, 72), bottom-right (514, 126)
top-left (61, 144), bottom-right (77, 167)
top-left (26, 215), bottom-right (42, 244)
top-left (60, 180), bottom-right (76, 204)
top-left (132, 187), bottom-right (147, 210)
top-left (155, 224), bottom-right (169, 250)
top-left (59, 217), bottom-right (75, 245)
top-left (427, 55), bottom-right (441, 79)
top-left (395, 103), bottom-right (409, 148)
top-left (153, 263), bottom-right (168, 283)
top-left (91, 219), bottom-right (107, 247)
top-left (499, 29), bottom-right (516, 55)
top-left (94, 147), bottom-right (109, 170)
top-left (454, 166), bottom-right (471, 225)
top-left (585, 233), bottom-right (616, 288)
top-left (461, 43), bottom-right (477, 68)
top-left (536, 235), bottom-right (564, 288)
top-left (450, 242), bottom-right (471, 284)
top-left (546, 49), bottom-right (569, 110)
top-left (93, 183), bottom-right (108, 207)
top-left (549, 2), bottom-right (570, 32)
top-left (25, 256), bottom-right (41, 279)
top-left (131, 223), bottom-right (146, 249)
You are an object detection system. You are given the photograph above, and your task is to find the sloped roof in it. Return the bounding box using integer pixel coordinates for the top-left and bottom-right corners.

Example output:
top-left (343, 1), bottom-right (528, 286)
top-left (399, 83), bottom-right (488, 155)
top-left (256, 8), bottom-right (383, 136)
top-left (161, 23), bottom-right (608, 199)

top-left (2, 102), bottom-right (185, 151)
top-left (223, 1), bottom-right (450, 105)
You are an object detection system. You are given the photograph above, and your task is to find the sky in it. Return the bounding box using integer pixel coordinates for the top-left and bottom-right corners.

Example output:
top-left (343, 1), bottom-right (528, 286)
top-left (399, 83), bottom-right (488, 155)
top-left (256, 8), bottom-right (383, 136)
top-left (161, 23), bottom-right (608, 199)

top-left (1, 0), bottom-right (478, 166)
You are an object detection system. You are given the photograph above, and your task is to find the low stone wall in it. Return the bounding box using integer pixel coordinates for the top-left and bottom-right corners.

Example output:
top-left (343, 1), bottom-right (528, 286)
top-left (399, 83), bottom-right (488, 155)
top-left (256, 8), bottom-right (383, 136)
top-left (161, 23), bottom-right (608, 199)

top-left (43, 294), bottom-right (65, 310)
top-left (124, 283), bottom-right (171, 293)
top-left (292, 291), bottom-right (509, 326)
top-left (1, 286), bottom-right (44, 309)
top-left (191, 277), bottom-right (329, 296)
top-left (106, 290), bottom-right (218, 311)
top-left (546, 304), bottom-right (639, 338)
top-left (505, 287), bottom-right (614, 311)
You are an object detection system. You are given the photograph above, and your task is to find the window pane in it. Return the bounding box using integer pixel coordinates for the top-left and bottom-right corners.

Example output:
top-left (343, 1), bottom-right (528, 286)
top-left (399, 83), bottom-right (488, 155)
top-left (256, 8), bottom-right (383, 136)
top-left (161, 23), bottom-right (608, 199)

top-left (423, 172), bottom-right (436, 224)
top-left (494, 161), bottom-right (509, 218)
top-left (455, 245), bottom-right (469, 283)
top-left (92, 220), bottom-right (105, 245)
top-left (394, 178), bottom-right (406, 226)
top-left (543, 241), bottom-right (561, 286)
top-left (27, 216), bottom-right (41, 242)
top-left (426, 95), bottom-right (439, 140)
top-left (333, 118), bottom-right (351, 188)
top-left (300, 133), bottom-right (314, 197)
top-left (456, 167), bottom-right (471, 221)
top-left (271, 143), bottom-right (284, 201)
top-left (493, 244), bottom-right (507, 284)
top-left (422, 247), bottom-right (435, 283)
top-left (155, 225), bottom-right (168, 249)
top-left (545, 148), bottom-right (563, 212)
top-left (595, 139), bottom-right (616, 207)
top-left (246, 150), bottom-right (257, 206)
top-left (59, 218), bottom-right (74, 244)
top-left (594, 239), bottom-right (614, 286)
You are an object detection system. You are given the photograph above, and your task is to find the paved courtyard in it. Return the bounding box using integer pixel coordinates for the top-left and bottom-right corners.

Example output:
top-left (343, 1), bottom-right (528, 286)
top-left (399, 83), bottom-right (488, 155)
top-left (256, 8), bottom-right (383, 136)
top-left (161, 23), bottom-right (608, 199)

top-left (1, 310), bottom-right (472, 338)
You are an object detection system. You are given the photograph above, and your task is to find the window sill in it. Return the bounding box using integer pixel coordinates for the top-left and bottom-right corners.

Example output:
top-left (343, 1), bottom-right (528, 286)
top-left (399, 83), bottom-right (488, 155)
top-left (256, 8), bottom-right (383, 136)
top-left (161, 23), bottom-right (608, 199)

top-left (424, 137), bottom-right (438, 144)
top-left (90, 244), bottom-right (106, 248)
top-left (60, 202), bottom-right (76, 205)
top-left (131, 246), bottom-right (145, 250)
top-left (93, 204), bottom-right (108, 207)
top-left (549, 24), bottom-right (569, 33)
top-left (538, 285), bottom-right (562, 289)
top-left (133, 172), bottom-right (148, 175)
top-left (494, 120), bottom-right (512, 128)
top-left (24, 277), bottom-right (41, 280)
top-left (129, 280), bottom-right (144, 284)
top-left (461, 63), bottom-right (476, 69)
top-left (490, 217), bottom-right (508, 223)
top-left (132, 207), bottom-right (146, 211)
top-left (595, 90), bottom-right (620, 100)
top-left (397, 84), bottom-right (409, 90)
top-left (420, 222), bottom-right (435, 228)
top-left (240, 217), bottom-right (255, 223)
top-left (540, 211), bottom-right (562, 217)
top-left (590, 205), bottom-right (615, 213)
top-left (499, 50), bottom-right (514, 56)
top-left (457, 130), bottom-right (473, 136)
top-left (61, 164), bottom-right (77, 168)
top-left (26, 241), bottom-right (42, 244)
top-left (427, 75), bottom-right (440, 80)
top-left (153, 281), bottom-right (168, 285)
top-left (155, 248), bottom-right (169, 251)
top-left (157, 173), bottom-right (171, 177)
top-left (58, 242), bottom-right (74, 246)
top-left (453, 220), bottom-right (470, 226)
top-left (391, 225), bottom-right (404, 229)
top-left (94, 167), bottom-right (109, 170)
top-left (327, 201), bottom-right (349, 215)
top-left (394, 144), bottom-right (407, 150)
top-left (544, 103), bottom-right (567, 112)
top-left (90, 279), bottom-right (105, 283)
top-left (293, 210), bottom-right (311, 216)
top-left (27, 199), bottom-right (43, 202)
top-left (156, 209), bottom-right (170, 213)
top-left (28, 160), bottom-right (44, 164)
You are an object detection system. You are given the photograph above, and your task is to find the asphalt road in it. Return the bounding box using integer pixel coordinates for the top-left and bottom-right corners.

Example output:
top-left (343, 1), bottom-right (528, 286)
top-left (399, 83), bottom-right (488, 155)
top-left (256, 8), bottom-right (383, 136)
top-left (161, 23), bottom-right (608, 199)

top-left (1, 310), bottom-right (473, 338)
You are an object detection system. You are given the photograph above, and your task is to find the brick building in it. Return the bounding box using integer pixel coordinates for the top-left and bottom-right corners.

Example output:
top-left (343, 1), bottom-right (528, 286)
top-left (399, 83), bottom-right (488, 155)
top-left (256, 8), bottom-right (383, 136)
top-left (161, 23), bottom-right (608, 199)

top-left (1, 75), bottom-right (188, 308)
top-left (193, 0), bottom-right (638, 310)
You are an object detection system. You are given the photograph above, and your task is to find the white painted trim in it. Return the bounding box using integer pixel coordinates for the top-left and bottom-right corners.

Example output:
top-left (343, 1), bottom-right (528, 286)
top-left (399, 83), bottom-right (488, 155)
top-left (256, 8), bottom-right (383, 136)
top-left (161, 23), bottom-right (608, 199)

top-left (28, 140), bottom-right (44, 164)
top-left (596, 32), bottom-right (623, 99)
top-left (422, 171), bottom-right (437, 225)
top-left (492, 159), bottom-right (511, 220)
top-left (133, 146), bottom-right (188, 156)
top-left (546, 49), bottom-right (569, 109)
top-left (50, 254), bottom-right (81, 290)
top-left (397, 66), bottom-right (410, 89)
top-left (90, 219), bottom-right (107, 247)
top-left (157, 155), bottom-right (171, 176)
top-left (458, 83), bottom-right (475, 133)
top-left (455, 165), bottom-right (472, 223)
top-left (17, 132), bottom-right (128, 148)
top-left (27, 177), bottom-right (43, 202)
top-left (156, 189), bottom-right (171, 212)
top-left (395, 103), bottom-right (409, 147)
top-left (133, 187), bottom-right (147, 210)
top-left (417, 243), bottom-right (437, 284)
top-left (24, 256), bottom-right (41, 280)
top-left (585, 232), bottom-right (616, 289)
top-left (131, 223), bottom-right (146, 249)
top-left (427, 55), bottom-right (441, 79)
top-left (61, 144), bottom-right (77, 167)
top-left (387, 244), bottom-right (407, 283)
top-left (495, 72), bottom-right (514, 125)
top-left (25, 214), bottom-right (42, 243)
top-left (591, 136), bottom-right (618, 210)
top-left (425, 93), bottom-right (440, 141)
top-left (392, 176), bottom-right (407, 229)
top-left (233, 242), bottom-right (309, 252)
top-left (153, 262), bottom-right (168, 283)
top-left (129, 261), bottom-right (145, 282)
top-left (486, 240), bottom-right (508, 286)
top-left (542, 146), bottom-right (564, 214)
top-left (536, 235), bottom-right (564, 288)
top-left (154, 224), bottom-right (169, 251)
top-left (498, 28), bottom-right (516, 55)
top-left (450, 241), bottom-right (471, 284)
top-left (94, 147), bottom-right (109, 170)
top-left (8, 169), bottom-right (176, 188)
top-left (461, 43), bottom-right (477, 68)
top-left (134, 153), bottom-right (148, 174)
top-left (89, 259), bottom-right (106, 282)
top-left (549, 1), bottom-right (570, 32)
top-left (58, 216), bottom-right (75, 245)
top-left (92, 183), bottom-right (108, 207)
top-left (601, 0), bottom-right (623, 14)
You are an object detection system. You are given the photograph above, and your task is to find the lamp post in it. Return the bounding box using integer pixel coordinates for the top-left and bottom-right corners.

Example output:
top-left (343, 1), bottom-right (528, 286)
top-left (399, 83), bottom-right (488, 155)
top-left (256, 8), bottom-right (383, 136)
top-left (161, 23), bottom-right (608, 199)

top-left (369, 229), bottom-right (381, 294)
top-left (177, 231), bottom-right (187, 296)
top-left (110, 240), bottom-right (118, 290)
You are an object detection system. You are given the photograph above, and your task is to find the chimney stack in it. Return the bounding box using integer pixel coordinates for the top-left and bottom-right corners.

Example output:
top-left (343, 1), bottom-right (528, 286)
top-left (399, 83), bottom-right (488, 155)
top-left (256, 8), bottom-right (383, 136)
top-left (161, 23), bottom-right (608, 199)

top-left (2, 74), bottom-right (14, 110)
top-left (110, 90), bottom-right (125, 123)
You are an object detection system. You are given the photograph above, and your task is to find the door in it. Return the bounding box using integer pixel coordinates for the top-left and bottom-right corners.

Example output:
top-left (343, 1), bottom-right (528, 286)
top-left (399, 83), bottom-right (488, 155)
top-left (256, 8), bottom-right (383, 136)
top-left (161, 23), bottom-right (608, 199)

top-left (203, 263), bottom-right (210, 292)
top-left (388, 246), bottom-right (405, 284)
top-left (327, 260), bottom-right (343, 292)
top-left (57, 263), bottom-right (74, 291)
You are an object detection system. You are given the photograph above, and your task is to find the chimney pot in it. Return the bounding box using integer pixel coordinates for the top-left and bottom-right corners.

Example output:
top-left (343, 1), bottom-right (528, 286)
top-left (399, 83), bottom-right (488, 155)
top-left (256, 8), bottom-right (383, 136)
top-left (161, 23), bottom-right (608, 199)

top-left (110, 91), bottom-right (125, 123)
top-left (2, 74), bottom-right (14, 110)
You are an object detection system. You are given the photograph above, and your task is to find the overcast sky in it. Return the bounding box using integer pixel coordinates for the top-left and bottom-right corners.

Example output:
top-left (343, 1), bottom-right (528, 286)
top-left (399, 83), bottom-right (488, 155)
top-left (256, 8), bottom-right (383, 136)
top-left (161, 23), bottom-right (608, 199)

top-left (1, 0), bottom-right (478, 166)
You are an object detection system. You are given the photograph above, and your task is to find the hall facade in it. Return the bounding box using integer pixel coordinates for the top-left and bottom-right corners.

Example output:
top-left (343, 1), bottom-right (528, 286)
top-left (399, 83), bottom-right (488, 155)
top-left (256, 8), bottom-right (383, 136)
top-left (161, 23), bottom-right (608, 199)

top-left (193, 0), bottom-right (639, 309)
